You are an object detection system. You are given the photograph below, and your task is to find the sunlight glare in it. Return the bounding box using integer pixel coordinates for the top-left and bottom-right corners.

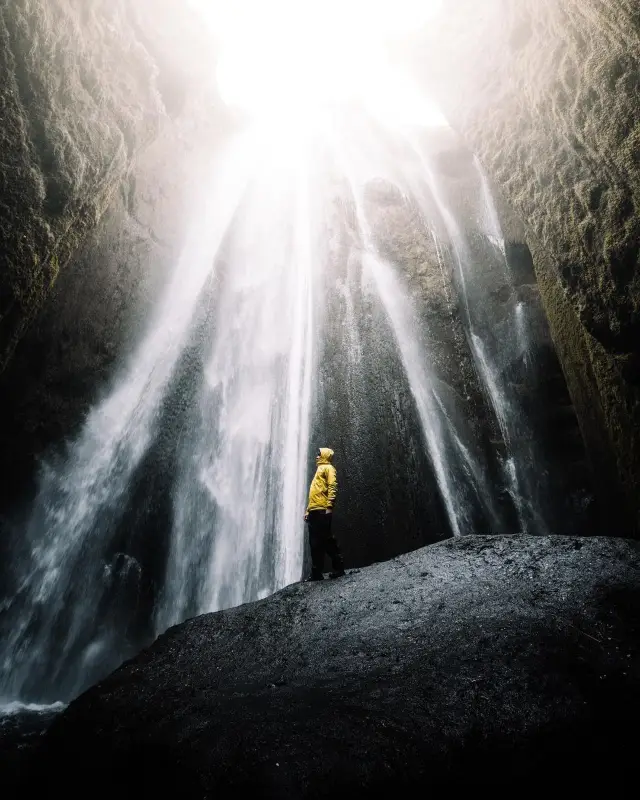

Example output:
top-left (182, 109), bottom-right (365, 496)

top-left (188, 0), bottom-right (446, 127)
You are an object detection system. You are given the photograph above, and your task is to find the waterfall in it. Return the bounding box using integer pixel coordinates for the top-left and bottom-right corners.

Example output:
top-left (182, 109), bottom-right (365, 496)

top-left (156, 133), bottom-right (318, 628)
top-left (0, 129), bottom-right (316, 703)
top-left (328, 115), bottom-right (507, 537)
top-left (362, 251), bottom-right (481, 537)
top-left (383, 134), bottom-right (555, 535)
top-left (1, 111), bottom-right (559, 705)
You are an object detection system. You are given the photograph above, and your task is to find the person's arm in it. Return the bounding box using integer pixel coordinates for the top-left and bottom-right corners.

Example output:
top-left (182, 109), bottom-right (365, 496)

top-left (326, 465), bottom-right (337, 512)
top-left (304, 473), bottom-right (313, 521)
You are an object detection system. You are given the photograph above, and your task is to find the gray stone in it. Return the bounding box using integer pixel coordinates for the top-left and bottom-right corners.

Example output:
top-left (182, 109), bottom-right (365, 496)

top-left (0, 0), bottom-right (214, 371)
top-left (415, 0), bottom-right (640, 532)
top-left (30, 535), bottom-right (640, 795)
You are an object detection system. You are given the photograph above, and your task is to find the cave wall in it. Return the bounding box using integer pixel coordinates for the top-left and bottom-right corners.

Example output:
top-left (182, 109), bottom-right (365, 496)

top-left (0, 0), bottom-right (227, 541)
top-left (0, 118), bottom-right (220, 520)
top-left (312, 126), bottom-right (595, 565)
top-left (405, 131), bottom-right (595, 535)
top-left (422, 131), bottom-right (597, 535)
top-left (416, 0), bottom-right (640, 533)
top-left (0, 0), bottom-right (214, 371)
top-left (0, 0), bottom-right (621, 564)
top-left (313, 183), bottom-right (451, 568)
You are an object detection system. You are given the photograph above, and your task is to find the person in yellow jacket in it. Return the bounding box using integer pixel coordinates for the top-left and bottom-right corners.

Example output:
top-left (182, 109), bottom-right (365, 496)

top-left (304, 447), bottom-right (345, 581)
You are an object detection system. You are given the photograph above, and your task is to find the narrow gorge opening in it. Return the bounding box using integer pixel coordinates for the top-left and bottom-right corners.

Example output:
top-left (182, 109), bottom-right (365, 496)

top-left (1, 2), bottom-right (638, 785)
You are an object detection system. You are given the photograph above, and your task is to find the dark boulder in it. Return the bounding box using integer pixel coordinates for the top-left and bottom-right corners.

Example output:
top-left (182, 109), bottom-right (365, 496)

top-left (29, 535), bottom-right (640, 795)
top-left (0, 702), bottom-right (65, 790)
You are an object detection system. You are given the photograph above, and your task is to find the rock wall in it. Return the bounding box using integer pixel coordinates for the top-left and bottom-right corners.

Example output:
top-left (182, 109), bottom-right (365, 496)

top-left (0, 0), bottom-right (228, 560)
top-left (312, 127), bottom-right (595, 564)
top-left (313, 182), bottom-right (451, 566)
top-left (0, 0), bottom-right (213, 371)
top-left (419, 130), bottom-right (596, 535)
top-left (0, 117), bottom-right (220, 524)
top-left (0, 0), bottom-right (616, 567)
top-left (416, 0), bottom-right (640, 533)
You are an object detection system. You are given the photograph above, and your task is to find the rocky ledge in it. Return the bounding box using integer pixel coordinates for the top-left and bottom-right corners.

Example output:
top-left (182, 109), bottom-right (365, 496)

top-left (28, 535), bottom-right (640, 795)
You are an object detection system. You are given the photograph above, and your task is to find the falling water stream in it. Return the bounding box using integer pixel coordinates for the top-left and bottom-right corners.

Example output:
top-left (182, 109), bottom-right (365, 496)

top-left (1, 106), bottom-right (555, 705)
top-left (156, 131), bottom-right (319, 629)
top-left (0, 134), bottom-right (257, 703)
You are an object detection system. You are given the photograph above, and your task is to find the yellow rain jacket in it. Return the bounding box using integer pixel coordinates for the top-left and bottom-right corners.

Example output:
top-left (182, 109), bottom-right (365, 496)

top-left (306, 448), bottom-right (338, 512)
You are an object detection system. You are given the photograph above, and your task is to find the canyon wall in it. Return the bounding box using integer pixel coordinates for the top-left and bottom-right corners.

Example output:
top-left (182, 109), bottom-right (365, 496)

top-left (0, 0), bottom-right (215, 370)
top-left (417, 0), bottom-right (640, 533)
top-left (0, 0), bottom-right (227, 548)
top-left (0, 0), bottom-right (617, 555)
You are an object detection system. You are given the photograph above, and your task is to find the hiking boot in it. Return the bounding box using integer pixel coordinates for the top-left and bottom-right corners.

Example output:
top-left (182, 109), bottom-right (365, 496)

top-left (304, 571), bottom-right (324, 582)
top-left (328, 569), bottom-right (345, 579)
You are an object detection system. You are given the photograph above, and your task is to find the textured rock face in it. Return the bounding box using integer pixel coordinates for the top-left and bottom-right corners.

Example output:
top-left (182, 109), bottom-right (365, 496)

top-left (363, 132), bottom-right (594, 539)
top-left (312, 129), bottom-right (594, 564)
top-left (313, 177), bottom-right (455, 565)
top-left (417, 0), bottom-right (640, 531)
top-left (29, 535), bottom-right (640, 795)
top-left (0, 0), bottom-right (226, 550)
top-left (0, 118), bottom-right (219, 526)
top-left (0, 0), bottom-right (211, 371)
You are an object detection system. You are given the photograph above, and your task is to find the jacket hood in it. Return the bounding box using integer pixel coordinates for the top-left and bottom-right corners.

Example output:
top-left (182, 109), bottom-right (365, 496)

top-left (317, 447), bottom-right (334, 464)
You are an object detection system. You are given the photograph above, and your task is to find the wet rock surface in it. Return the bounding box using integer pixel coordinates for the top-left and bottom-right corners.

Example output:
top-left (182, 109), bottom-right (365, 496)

top-left (0, 0), bottom-right (212, 371)
top-left (426, 0), bottom-right (640, 353)
top-left (0, 117), bottom-right (218, 533)
top-left (312, 129), bottom-right (594, 563)
top-left (28, 535), bottom-right (640, 795)
top-left (417, 0), bottom-right (640, 532)
top-left (0, 702), bottom-right (64, 790)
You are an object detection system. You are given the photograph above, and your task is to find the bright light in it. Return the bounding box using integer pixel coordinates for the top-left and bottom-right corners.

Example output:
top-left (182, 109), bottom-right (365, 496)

top-left (187, 0), bottom-right (446, 127)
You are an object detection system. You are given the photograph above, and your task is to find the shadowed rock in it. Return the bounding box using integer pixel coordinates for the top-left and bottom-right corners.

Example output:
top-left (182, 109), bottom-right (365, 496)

top-left (29, 535), bottom-right (640, 795)
top-left (416, 0), bottom-right (640, 532)
top-left (0, 0), bottom-right (213, 372)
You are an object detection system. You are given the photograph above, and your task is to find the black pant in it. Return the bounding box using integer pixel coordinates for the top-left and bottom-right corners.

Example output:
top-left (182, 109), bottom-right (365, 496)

top-left (307, 510), bottom-right (343, 576)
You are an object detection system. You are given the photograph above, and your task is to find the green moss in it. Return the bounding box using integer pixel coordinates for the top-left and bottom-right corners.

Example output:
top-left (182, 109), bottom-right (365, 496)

top-left (49, 253), bottom-right (60, 285)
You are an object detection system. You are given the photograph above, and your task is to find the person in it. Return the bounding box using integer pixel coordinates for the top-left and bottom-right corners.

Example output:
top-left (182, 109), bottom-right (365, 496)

top-left (304, 447), bottom-right (345, 581)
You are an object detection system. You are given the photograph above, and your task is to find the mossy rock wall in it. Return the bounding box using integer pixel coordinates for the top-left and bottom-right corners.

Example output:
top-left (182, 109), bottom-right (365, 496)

top-left (0, 0), bottom-right (211, 371)
top-left (417, 0), bottom-right (640, 533)
top-left (0, 0), bottom-right (225, 533)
